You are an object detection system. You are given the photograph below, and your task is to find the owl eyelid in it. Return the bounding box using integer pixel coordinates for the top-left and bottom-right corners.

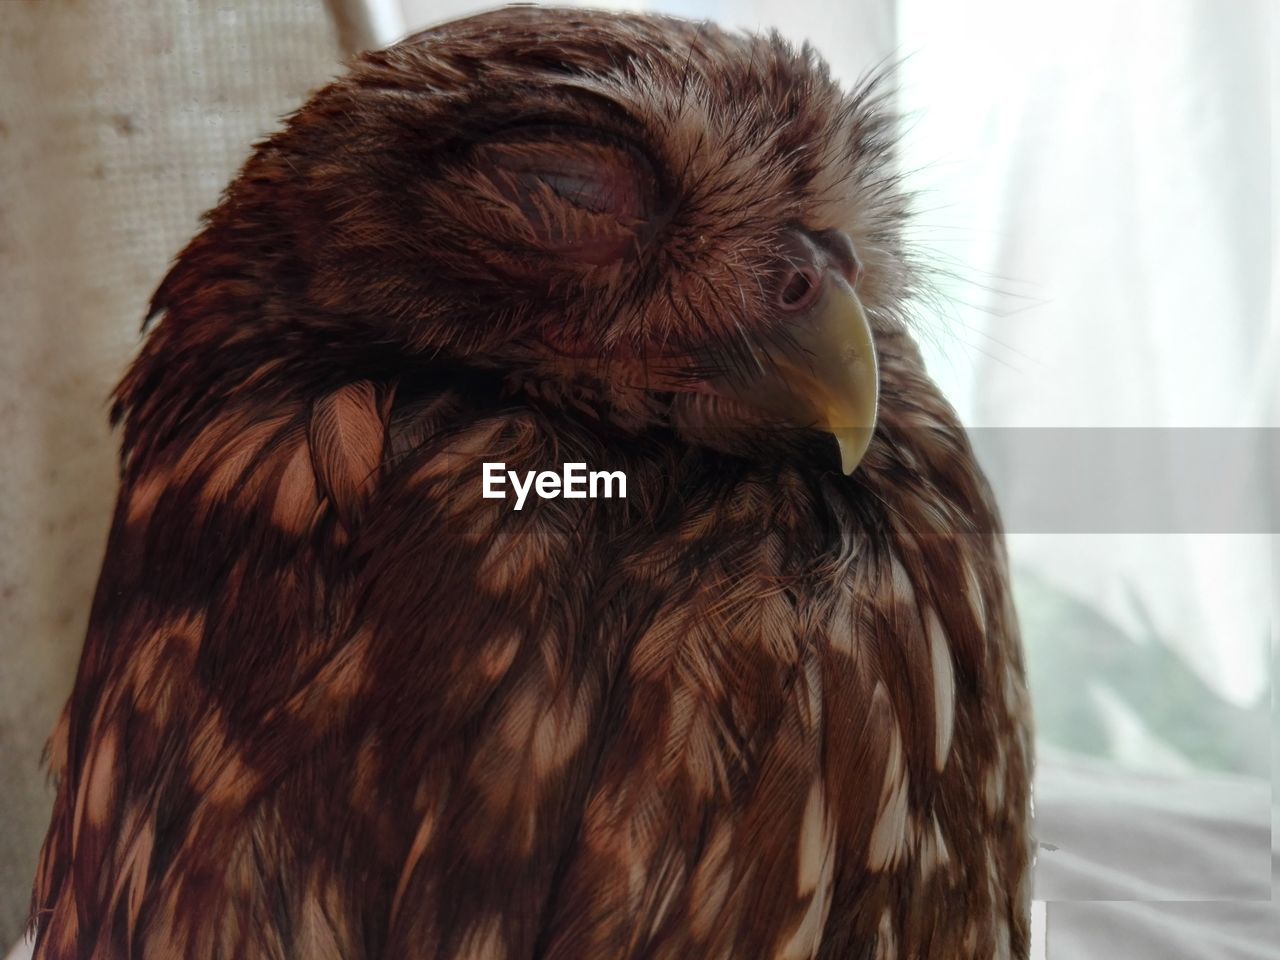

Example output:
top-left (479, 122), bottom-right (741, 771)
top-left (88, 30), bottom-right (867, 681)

top-left (476, 119), bottom-right (664, 192)
top-left (463, 128), bottom-right (662, 273)
top-left (490, 146), bottom-right (643, 215)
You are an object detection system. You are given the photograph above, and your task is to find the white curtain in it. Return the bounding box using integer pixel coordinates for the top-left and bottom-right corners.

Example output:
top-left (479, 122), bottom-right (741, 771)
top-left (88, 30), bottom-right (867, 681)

top-left (888, 1), bottom-right (1275, 950)
top-left (896, 0), bottom-right (1274, 775)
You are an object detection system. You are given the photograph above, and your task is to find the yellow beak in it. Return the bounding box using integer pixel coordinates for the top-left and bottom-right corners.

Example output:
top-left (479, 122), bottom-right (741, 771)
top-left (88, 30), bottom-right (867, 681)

top-left (726, 274), bottom-right (879, 475)
top-left (787, 274), bottom-right (879, 474)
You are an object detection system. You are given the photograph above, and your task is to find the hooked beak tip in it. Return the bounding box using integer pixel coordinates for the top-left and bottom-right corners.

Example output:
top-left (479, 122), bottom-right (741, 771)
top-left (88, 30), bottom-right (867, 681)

top-left (832, 425), bottom-right (875, 476)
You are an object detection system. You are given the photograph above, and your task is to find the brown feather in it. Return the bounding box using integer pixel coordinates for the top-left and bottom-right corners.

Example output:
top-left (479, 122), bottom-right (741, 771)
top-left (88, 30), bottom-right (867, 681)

top-left (309, 380), bottom-right (394, 532)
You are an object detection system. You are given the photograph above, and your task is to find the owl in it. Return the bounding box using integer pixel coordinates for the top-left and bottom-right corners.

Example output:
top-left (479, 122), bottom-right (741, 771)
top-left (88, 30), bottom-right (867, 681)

top-left (29, 8), bottom-right (1033, 959)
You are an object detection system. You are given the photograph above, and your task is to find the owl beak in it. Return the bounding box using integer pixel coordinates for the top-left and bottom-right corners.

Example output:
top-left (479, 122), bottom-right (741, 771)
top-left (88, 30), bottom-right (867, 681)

top-left (790, 274), bottom-right (879, 474)
top-left (730, 274), bottom-right (879, 475)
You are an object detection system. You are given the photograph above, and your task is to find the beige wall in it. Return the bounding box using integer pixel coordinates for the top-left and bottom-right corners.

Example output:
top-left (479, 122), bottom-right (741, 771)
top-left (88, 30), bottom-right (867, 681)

top-left (0, 1), bottom-right (346, 943)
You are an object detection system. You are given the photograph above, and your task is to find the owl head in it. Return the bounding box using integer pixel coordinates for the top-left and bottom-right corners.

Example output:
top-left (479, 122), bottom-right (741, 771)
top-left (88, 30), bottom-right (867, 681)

top-left (144, 7), bottom-right (917, 474)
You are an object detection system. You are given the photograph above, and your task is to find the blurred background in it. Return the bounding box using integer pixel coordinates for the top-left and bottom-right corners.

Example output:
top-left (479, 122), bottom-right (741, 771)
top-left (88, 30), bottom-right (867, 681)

top-left (1, 0), bottom-right (1274, 956)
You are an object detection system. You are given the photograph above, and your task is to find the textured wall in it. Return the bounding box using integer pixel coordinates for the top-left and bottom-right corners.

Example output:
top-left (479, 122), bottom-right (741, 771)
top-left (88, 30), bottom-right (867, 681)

top-left (0, 1), bottom-right (344, 944)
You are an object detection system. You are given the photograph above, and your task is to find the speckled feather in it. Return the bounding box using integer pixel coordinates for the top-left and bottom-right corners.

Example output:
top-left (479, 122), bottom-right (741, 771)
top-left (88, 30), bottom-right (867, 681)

top-left (31, 8), bottom-right (1033, 959)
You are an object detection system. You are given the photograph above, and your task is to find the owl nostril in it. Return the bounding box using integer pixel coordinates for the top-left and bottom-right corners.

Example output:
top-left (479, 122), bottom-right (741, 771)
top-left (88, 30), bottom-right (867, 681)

top-left (777, 264), bottom-right (822, 312)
